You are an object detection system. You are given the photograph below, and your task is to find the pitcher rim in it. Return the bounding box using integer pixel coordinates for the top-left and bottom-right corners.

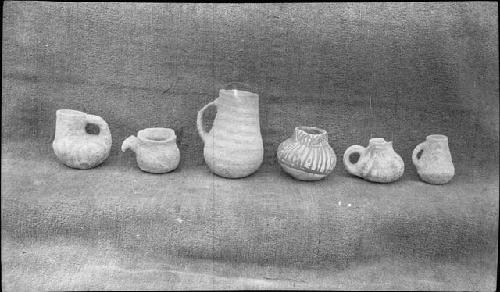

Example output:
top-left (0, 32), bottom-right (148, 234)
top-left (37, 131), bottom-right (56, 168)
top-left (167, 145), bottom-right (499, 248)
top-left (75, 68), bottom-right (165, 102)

top-left (56, 109), bottom-right (86, 117)
top-left (220, 89), bottom-right (258, 98)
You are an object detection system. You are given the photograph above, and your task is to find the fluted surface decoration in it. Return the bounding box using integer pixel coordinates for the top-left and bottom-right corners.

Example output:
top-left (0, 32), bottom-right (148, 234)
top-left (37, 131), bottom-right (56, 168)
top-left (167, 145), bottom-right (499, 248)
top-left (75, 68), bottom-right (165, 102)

top-left (277, 127), bottom-right (336, 180)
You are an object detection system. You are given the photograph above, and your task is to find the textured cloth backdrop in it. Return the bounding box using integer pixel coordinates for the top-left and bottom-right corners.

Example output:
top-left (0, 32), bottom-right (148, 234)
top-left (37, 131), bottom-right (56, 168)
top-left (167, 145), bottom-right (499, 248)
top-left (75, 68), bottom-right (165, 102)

top-left (2, 2), bottom-right (498, 176)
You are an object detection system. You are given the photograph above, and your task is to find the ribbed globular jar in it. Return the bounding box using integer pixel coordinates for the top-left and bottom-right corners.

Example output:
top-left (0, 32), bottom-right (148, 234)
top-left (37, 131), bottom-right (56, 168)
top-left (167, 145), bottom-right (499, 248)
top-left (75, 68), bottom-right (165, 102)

top-left (277, 126), bottom-right (336, 181)
top-left (197, 89), bottom-right (263, 178)
top-left (52, 109), bottom-right (112, 169)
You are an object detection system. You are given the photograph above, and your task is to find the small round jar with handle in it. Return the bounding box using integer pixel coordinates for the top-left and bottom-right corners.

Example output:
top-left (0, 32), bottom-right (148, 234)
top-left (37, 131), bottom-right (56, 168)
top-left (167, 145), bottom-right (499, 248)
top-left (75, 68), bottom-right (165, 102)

top-left (52, 109), bottom-right (112, 169)
top-left (277, 126), bottom-right (336, 181)
top-left (412, 134), bottom-right (455, 184)
top-left (343, 138), bottom-right (404, 183)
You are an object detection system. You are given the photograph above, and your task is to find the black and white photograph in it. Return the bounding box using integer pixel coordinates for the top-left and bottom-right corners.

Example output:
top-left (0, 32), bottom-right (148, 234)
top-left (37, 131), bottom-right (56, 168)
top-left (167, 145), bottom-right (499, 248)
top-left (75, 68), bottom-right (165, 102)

top-left (1, 2), bottom-right (498, 290)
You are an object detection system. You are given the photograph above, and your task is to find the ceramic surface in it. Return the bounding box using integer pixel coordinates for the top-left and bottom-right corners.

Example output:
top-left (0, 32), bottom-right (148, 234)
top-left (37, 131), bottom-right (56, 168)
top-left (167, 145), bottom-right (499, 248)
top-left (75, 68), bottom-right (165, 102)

top-left (122, 128), bottom-right (180, 173)
top-left (413, 134), bottom-right (455, 184)
top-left (197, 87), bottom-right (263, 178)
top-left (343, 138), bottom-right (404, 183)
top-left (277, 126), bottom-right (336, 180)
top-left (52, 109), bottom-right (112, 169)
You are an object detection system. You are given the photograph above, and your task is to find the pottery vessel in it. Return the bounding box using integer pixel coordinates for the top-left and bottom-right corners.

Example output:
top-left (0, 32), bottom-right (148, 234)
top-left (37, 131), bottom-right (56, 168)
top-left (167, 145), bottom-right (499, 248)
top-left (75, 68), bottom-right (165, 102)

top-left (277, 126), bottom-right (336, 180)
top-left (52, 109), bottom-right (112, 169)
top-left (343, 138), bottom-right (404, 183)
top-left (197, 87), bottom-right (263, 178)
top-left (122, 128), bottom-right (180, 173)
top-left (412, 134), bottom-right (455, 184)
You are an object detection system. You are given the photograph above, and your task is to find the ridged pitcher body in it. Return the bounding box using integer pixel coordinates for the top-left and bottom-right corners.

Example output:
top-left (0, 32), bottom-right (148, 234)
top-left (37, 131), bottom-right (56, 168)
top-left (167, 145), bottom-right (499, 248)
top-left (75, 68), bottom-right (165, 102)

top-left (344, 138), bottom-right (404, 183)
top-left (277, 127), bottom-right (336, 181)
top-left (413, 134), bottom-right (455, 184)
top-left (52, 109), bottom-right (112, 169)
top-left (121, 128), bottom-right (180, 174)
top-left (197, 89), bottom-right (263, 178)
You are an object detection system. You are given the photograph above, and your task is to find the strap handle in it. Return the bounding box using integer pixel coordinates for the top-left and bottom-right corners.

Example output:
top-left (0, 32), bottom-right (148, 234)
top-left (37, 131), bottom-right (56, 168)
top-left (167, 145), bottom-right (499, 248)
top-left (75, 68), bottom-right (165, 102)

top-left (85, 114), bottom-right (111, 140)
top-left (412, 141), bottom-right (426, 167)
top-left (196, 100), bottom-right (217, 143)
top-left (343, 145), bottom-right (365, 177)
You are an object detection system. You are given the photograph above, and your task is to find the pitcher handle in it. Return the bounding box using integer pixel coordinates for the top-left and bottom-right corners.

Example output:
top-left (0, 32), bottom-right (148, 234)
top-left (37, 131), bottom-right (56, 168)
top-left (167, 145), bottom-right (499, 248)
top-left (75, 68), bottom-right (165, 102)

top-left (197, 100), bottom-right (216, 143)
top-left (343, 145), bottom-right (365, 177)
top-left (85, 114), bottom-right (111, 139)
top-left (412, 141), bottom-right (426, 167)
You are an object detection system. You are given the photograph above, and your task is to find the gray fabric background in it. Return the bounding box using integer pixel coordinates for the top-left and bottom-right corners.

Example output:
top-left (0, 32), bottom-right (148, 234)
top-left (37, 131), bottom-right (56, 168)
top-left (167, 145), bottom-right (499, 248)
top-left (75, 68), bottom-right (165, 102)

top-left (2, 2), bottom-right (498, 175)
top-left (2, 2), bottom-right (499, 290)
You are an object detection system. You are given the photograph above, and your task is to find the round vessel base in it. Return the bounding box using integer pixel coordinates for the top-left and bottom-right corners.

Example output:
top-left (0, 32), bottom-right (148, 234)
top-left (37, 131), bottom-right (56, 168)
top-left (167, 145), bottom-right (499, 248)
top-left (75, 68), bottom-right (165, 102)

top-left (419, 173), bottom-right (454, 185)
top-left (279, 162), bottom-right (328, 181)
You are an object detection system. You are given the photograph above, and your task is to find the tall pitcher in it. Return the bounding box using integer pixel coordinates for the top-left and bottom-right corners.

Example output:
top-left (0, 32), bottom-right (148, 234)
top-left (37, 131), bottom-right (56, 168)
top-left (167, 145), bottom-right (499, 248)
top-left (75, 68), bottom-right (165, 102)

top-left (197, 87), bottom-right (263, 178)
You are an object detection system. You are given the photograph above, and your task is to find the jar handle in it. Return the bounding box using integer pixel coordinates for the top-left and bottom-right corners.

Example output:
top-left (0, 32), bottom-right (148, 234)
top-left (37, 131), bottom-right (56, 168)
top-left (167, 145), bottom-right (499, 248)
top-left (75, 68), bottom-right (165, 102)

top-left (85, 114), bottom-right (110, 139)
top-left (196, 100), bottom-right (217, 143)
top-left (412, 141), bottom-right (426, 167)
top-left (343, 145), bottom-right (365, 177)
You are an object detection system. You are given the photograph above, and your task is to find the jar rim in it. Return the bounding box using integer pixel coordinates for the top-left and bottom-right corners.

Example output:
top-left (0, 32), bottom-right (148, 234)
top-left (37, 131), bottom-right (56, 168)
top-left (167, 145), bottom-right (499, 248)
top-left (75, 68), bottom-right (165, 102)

top-left (295, 126), bottom-right (327, 136)
top-left (369, 138), bottom-right (392, 148)
top-left (427, 134), bottom-right (448, 141)
top-left (138, 127), bottom-right (176, 144)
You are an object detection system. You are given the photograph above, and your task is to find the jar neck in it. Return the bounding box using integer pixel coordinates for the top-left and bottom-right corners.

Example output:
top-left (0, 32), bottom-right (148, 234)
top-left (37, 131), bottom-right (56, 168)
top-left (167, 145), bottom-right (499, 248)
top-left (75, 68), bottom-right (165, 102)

top-left (426, 134), bottom-right (449, 147)
top-left (294, 127), bottom-right (328, 147)
top-left (218, 89), bottom-right (259, 108)
top-left (367, 138), bottom-right (393, 152)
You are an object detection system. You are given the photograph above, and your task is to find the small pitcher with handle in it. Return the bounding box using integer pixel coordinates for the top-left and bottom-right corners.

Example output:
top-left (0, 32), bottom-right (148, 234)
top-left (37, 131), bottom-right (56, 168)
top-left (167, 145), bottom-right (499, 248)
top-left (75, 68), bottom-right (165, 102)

top-left (52, 109), bottom-right (112, 169)
top-left (412, 134), bottom-right (455, 184)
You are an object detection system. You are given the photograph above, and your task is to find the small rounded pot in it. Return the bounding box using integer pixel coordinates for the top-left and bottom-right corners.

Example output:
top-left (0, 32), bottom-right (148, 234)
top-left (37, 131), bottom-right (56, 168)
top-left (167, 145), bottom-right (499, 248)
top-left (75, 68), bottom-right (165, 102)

top-left (277, 126), bottom-right (337, 181)
top-left (344, 138), bottom-right (405, 183)
top-left (413, 134), bottom-right (455, 184)
top-left (121, 128), bottom-right (180, 174)
top-left (52, 109), bottom-right (112, 169)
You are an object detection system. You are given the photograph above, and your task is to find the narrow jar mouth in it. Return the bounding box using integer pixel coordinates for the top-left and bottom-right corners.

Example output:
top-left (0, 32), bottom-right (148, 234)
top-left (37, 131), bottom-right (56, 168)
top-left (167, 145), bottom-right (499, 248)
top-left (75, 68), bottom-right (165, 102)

top-left (369, 138), bottom-right (387, 144)
top-left (138, 128), bottom-right (176, 143)
top-left (295, 126), bottom-right (328, 146)
top-left (56, 109), bottom-right (86, 117)
top-left (369, 138), bottom-right (391, 148)
top-left (296, 126), bottom-right (327, 135)
top-left (427, 134), bottom-right (448, 141)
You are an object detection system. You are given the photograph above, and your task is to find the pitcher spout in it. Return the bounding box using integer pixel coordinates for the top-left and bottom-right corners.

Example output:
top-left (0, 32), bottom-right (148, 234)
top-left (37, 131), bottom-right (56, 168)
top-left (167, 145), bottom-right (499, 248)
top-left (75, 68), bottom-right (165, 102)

top-left (121, 135), bottom-right (139, 153)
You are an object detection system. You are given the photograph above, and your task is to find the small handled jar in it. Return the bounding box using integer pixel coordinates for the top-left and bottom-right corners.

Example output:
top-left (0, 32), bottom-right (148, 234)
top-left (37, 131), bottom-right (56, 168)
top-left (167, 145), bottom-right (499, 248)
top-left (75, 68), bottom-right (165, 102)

top-left (277, 126), bottom-right (336, 181)
top-left (52, 109), bottom-right (112, 169)
top-left (121, 128), bottom-right (180, 173)
top-left (343, 138), bottom-right (404, 183)
top-left (412, 134), bottom-right (455, 184)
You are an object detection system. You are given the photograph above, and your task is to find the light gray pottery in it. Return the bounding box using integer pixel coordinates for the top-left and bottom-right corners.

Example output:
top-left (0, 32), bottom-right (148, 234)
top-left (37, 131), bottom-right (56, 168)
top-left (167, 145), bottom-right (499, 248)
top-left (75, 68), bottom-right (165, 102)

top-left (413, 134), bottom-right (455, 184)
top-left (122, 128), bottom-right (180, 174)
top-left (344, 138), bottom-right (404, 183)
top-left (52, 109), bottom-right (112, 169)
